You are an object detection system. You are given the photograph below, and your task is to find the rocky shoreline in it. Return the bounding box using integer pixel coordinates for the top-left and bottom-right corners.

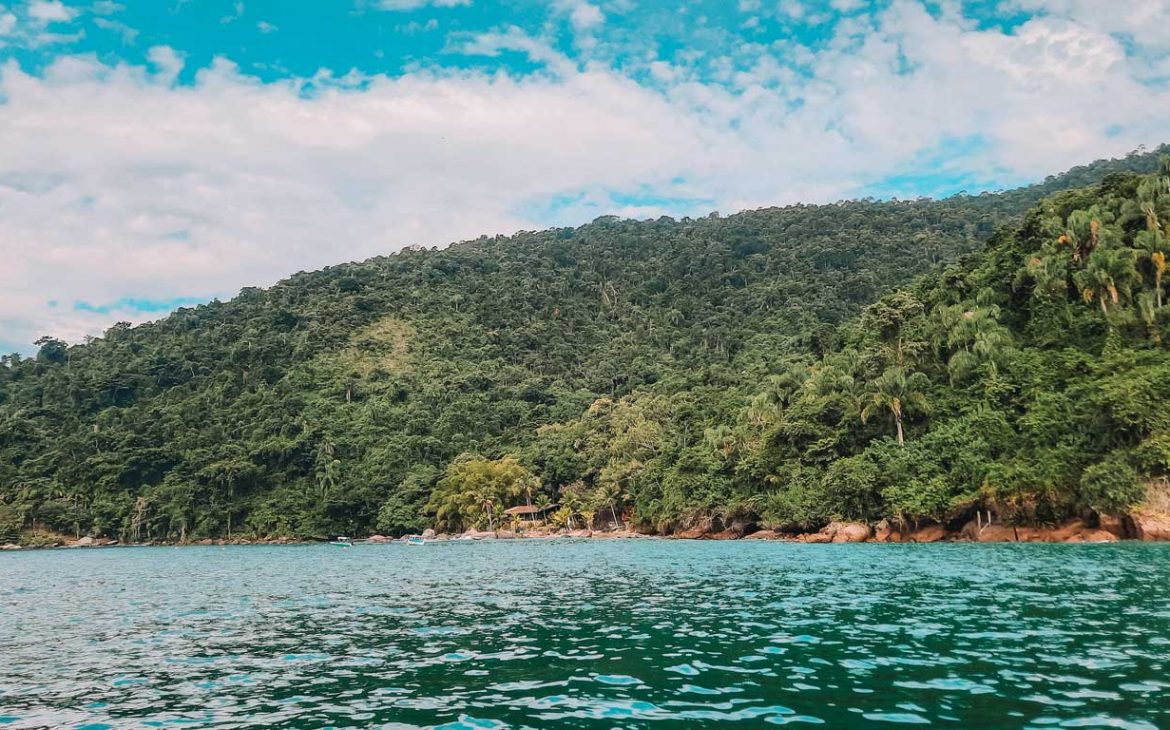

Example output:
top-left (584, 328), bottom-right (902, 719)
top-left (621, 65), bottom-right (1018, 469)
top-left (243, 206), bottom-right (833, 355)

top-left (5, 511), bottom-right (1169, 551)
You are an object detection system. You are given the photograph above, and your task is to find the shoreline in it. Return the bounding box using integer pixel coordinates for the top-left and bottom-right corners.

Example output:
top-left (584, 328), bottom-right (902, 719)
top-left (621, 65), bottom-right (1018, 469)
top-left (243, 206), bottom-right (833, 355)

top-left (5, 513), bottom-right (1170, 551)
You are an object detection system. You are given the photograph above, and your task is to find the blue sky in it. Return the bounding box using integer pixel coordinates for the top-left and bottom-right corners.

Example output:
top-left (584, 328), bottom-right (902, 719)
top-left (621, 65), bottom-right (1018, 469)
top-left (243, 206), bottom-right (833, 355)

top-left (2, 0), bottom-right (1170, 353)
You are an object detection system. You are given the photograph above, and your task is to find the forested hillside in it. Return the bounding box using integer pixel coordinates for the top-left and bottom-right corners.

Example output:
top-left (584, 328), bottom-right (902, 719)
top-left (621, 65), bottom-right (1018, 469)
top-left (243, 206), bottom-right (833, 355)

top-left (1, 147), bottom-right (1167, 542)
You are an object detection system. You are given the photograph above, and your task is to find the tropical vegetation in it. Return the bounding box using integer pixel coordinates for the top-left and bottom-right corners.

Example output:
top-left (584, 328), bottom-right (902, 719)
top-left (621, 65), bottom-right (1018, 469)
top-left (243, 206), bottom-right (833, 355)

top-left (1, 147), bottom-right (1168, 541)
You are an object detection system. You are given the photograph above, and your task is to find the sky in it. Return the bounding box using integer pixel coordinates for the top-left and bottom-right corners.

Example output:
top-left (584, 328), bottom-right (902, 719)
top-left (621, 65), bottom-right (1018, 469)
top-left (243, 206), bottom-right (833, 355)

top-left (2, 0), bottom-right (1170, 354)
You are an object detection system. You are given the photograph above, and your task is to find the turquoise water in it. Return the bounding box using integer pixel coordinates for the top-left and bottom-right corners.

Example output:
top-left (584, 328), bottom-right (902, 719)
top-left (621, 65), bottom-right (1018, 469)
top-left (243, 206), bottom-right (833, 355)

top-left (1, 542), bottom-right (1168, 729)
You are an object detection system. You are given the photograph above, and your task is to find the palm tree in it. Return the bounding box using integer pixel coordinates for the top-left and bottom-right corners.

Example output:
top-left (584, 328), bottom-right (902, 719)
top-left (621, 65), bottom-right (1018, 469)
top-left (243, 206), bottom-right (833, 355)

top-left (1136, 229), bottom-right (1169, 308)
top-left (595, 481), bottom-right (627, 529)
top-left (861, 367), bottom-right (930, 446)
top-left (1074, 247), bottom-right (1140, 317)
top-left (534, 493), bottom-right (553, 524)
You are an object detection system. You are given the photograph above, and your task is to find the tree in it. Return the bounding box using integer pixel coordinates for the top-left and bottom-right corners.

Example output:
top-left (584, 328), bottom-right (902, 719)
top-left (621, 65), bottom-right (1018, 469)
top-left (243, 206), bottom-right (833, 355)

top-left (425, 455), bottom-right (539, 532)
top-left (861, 368), bottom-right (930, 446)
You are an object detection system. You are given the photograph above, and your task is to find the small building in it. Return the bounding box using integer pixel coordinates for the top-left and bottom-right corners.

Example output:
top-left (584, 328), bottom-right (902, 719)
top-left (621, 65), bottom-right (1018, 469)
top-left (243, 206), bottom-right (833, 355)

top-left (504, 503), bottom-right (558, 522)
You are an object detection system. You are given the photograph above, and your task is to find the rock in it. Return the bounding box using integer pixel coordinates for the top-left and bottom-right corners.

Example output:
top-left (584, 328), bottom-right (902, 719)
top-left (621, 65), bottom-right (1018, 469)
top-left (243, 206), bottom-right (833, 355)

top-left (1049, 519), bottom-right (1090, 542)
top-left (673, 526), bottom-right (709, 539)
top-left (872, 519), bottom-right (896, 543)
top-left (71, 536), bottom-right (96, 547)
top-left (1126, 511), bottom-right (1170, 541)
top-left (906, 524), bottom-right (948, 543)
top-left (829, 522), bottom-right (871, 543)
top-left (742, 530), bottom-right (783, 540)
top-left (422, 528), bottom-right (436, 540)
top-left (709, 528), bottom-right (743, 540)
top-left (799, 532), bottom-right (831, 543)
top-left (567, 529), bottom-right (593, 538)
top-left (1, 543), bottom-right (21, 550)
top-left (1097, 514), bottom-right (1127, 539)
top-left (367, 534), bottom-right (391, 543)
top-left (1068, 529), bottom-right (1118, 543)
top-left (463, 530), bottom-right (496, 540)
top-left (495, 530), bottom-right (518, 539)
top-left (972, 524), bottom-right (1017, 542)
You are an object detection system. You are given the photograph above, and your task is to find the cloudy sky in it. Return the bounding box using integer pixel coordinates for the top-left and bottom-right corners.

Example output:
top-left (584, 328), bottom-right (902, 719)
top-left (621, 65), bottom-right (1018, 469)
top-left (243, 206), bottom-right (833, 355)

top-left (1, 0), bottom-right (1169, 353)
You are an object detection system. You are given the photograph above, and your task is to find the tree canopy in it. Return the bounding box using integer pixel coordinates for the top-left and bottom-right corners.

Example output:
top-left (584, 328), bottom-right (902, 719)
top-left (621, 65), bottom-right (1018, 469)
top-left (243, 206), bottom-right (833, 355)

top-left (1, 146), bottom-right (1168, 541)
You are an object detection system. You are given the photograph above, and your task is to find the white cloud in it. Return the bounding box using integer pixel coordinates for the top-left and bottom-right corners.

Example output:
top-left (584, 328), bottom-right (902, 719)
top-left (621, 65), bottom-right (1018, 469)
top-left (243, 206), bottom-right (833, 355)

top-left (0, 10), bottom-right (17, 36)
top-left (555, 0), bottom-right (604, 32)
top-left (90, 1), bottom-right (124, 14)
top-left (93, 16), bottom-right (136, 44)
top-left (27, 0), bottom-right (76, 23)
top-left (1, 0), bottom-right (1170, 349)
top-left (1009, 0), bottom-right (1170, 54)
top-left (377, 0), bottom-right (470, 10)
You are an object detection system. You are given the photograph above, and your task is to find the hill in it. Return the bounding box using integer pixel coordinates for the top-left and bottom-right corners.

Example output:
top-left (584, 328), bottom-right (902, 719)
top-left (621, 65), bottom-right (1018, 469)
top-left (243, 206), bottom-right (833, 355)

top-left (1, 146), bottom-right (1168, 542)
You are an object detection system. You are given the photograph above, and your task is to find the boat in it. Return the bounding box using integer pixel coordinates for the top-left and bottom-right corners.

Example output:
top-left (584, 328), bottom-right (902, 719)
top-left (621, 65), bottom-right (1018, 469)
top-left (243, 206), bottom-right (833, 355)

top-left (329, 536), bottom-right (352, 547)
top-left (406, 535), bottom-right (426, 546)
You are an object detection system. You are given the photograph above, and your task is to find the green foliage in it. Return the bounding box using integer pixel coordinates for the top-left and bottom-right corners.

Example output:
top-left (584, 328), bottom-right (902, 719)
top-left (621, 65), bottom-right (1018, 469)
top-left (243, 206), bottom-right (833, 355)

top-left (1079, 454), bottom-right (1143, 515)
top-left (426, 455), bottom-right (539, 532)
top-left (1, 147), bottom-right (1168, 539)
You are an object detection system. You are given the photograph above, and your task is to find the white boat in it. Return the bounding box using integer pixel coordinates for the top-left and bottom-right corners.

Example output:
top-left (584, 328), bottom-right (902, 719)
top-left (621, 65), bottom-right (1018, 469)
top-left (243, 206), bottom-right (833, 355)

top-left (329, 536), bottom-right (352, 547)
top-left (406, 535), bottom-right (426, 546)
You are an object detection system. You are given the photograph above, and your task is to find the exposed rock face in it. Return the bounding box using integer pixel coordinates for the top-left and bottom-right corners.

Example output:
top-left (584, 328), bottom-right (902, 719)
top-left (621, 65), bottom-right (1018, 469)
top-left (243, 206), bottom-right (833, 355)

top-left (1, 543), bottom-right (21, 550)
top-left (422, 528), bottom-right (436, 540)
top-left (799, 532), bottom-right (831, 543)
top-left (1067, 529), bottom-right (1118, 543)
top-left (826, 522), bottom-right (871, 543)
top-left (1127, 512), bottom-right (1170, 541)
top-left (709, 528), bottom-right (741, 540)
top-left (673, 526), bottom-right (709, 539)
top-left (957, 518), bottom-right (1123, 543)
top-left (367, 534), bottom-right (390, 543)
top-left (70, 536), bottom-right (96, 547)
top-left (906, 524), bottom-right (947, 543)
top-left (1097, 514), bottom-right (1127, 539)
top-left (872, 520), bottom-right (896, 543)
top-left (742, 530), bottom-right (785, 540)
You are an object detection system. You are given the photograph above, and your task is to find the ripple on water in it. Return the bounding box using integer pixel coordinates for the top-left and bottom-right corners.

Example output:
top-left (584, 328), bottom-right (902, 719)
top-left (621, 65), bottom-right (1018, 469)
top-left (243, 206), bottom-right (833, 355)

top-left (1, 541), bottom-right (1169, 729)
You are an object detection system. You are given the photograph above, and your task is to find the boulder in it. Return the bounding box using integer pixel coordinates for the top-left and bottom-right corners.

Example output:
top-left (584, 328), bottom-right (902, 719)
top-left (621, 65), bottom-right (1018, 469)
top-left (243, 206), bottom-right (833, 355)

top-left (1127, 511), bottom-right (1170, 541)
top-left (743, 530), bottom-right (784, 540)
top-left (1048, 519), bottom-right (1090, 542)
top-left (1097, 514), bottom-right (1127, 539)
top-left (71, 536), bottom-right (96, 547)
top-left (872, 519), bottom-right (897, 543)
top-left (799, 532), bottom-right (831, 544)
top-left (971, 524), bottom-right (1017, 542)
top-left (829, 522), bottom-right (871, 543)
top-left (367, 534), bottom-right (391, 543)
top-left (1067, 529), bottom-right (1118, 543)
top-left (709, 528), bottom-right (743, 540)
top-left (422, 528), bottom-right (436, 540)
top-left (673, 526), bottom-right (709, 539)
top-left (1, 543), bottom-right (21, 550)
top-left (906, 524), bottom-right (948, 543)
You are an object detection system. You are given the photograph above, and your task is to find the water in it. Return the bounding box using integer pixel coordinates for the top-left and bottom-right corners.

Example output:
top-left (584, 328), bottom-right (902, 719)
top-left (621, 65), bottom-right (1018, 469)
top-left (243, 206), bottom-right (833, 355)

top-left (2, 541), bottom-right (1168, 729)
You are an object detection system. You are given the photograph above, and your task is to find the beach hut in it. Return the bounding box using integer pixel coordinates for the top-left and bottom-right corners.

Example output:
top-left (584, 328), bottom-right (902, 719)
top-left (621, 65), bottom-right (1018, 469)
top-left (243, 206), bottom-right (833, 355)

top-left (503, 503), bottom-right (558, 523)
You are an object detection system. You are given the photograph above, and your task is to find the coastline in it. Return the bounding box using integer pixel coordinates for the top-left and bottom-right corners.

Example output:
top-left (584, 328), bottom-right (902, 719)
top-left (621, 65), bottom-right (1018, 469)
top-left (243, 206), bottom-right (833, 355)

top-left (5, 511), bottom-right (1170, 551)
